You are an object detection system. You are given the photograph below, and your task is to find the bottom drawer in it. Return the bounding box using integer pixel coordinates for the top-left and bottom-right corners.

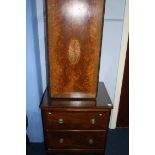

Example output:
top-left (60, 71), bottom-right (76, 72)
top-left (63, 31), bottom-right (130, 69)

top-left (47, 149), bottom-right (104, 155)
top-left (46, 131), bottom-right (106, 149)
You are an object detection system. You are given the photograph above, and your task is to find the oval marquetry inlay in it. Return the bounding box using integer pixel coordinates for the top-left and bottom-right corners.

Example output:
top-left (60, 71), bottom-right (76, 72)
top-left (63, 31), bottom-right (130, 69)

top-left (68, 39), bottom-right (80, 65)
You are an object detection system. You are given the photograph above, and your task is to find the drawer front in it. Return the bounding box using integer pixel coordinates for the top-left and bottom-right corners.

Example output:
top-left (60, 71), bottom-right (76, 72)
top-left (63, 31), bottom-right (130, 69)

top-left (47, 149), bottom-right (104, 155)
top-left (44, 111), bottom-right (110, 130)
top-left (46, 131), bottom-right (106, 149)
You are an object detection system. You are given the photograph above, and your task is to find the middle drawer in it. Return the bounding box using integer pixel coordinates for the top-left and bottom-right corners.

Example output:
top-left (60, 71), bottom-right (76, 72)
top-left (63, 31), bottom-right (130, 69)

top-left (44, 111), bottom-right (109, 130)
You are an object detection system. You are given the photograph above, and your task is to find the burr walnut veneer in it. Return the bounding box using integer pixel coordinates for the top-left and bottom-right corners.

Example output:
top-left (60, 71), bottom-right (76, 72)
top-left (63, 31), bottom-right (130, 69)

top-left (46, 0), bottom-right (105, 98)
top-left (40, 82), bottom-right (113, 155)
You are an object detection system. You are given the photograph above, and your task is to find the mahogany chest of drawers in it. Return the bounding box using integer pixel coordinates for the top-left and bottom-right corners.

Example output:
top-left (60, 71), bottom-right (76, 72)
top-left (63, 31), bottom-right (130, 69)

top-left (41, 0), bottom-right (112, 154)
top-left (40, 82), bottom-right (113, 154)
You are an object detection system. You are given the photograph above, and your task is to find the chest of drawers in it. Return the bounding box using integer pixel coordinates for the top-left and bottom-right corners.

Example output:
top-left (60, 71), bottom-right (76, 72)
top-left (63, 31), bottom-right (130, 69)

top-left (40, 82), bottom-right (113, 155)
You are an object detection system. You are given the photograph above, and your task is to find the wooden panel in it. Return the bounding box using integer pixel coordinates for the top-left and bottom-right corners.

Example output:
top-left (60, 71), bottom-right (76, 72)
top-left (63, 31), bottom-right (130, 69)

top-left (46, 131), bottom-right (106, 149)
top-left (44, 111), bottom-right (110, 130)
top-left (47, 149), bottom-right (104, 155)
top-left (46, 0), bottom-right (105, 98)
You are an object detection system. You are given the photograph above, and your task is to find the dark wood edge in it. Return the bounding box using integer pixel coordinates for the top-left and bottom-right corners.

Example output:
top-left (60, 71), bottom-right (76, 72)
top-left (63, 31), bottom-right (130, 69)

top-left (39, 87), bottom-right (47, 108)
top-left (45, 130), bottom-right (107, 132)
top-left (40, 107), bottom-right (112, 111)
top-left (39, 88), bottom-right (113, 110)
top-left (47, 148), bottom-right (104, 152)
top-left (43, 0), bottom-right (49, 92)
top-left (45, 0), bottom-right (51, 97)
top-left (49, 96), bottom-right (97, 100)
top-left (103, 110), bottom-right (112, 155)
top-left (48, 93), bottom-right (97, 100)
top-left (40, 110), bottom-right (48, 150)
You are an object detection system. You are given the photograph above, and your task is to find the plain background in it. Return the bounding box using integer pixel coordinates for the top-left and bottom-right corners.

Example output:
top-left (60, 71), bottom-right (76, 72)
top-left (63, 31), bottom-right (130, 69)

top-left (0, 0), bottom-right (155, 155)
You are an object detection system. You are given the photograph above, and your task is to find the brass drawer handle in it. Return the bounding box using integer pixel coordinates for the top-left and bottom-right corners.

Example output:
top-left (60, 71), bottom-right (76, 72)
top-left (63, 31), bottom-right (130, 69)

top-left (58, 118), bottom-right (64, 124)
top-left (48, 112), bottom-right (52, 115)
top-left (89, 138), bottom-right (94, 144)
top-left (59, 138), bottom-right (64, 144)
top-left (90, 118), bottom-right (96, 125)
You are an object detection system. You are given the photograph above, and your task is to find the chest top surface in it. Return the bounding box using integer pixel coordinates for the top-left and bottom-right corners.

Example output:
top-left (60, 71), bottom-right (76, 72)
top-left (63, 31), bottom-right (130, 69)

top-left (40, 82), bottom-right (113, 110)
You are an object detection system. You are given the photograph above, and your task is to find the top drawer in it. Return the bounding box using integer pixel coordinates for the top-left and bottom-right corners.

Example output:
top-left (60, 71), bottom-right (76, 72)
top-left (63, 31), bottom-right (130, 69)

top-left (43, 110), bottom-right (110, 130)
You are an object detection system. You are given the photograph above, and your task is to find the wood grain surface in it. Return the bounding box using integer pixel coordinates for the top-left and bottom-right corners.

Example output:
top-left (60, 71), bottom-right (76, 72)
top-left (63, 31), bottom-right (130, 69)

top-left (46, 0), bottom-right (105, 98)
top-left (47, 149), bottom-right (104, 155)
top-left (44, 111), bottom-right (110, 130)
top-left (40, 82), bottom-right (113, 109)
top-left (40, 82), bottom-right (112, 155)
top-left (46, 131), bottom-right (106, 149)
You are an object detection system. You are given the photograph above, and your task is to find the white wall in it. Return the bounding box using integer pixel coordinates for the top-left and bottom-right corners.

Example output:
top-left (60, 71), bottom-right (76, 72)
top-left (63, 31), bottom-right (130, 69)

top-left (36, 0), bottom-right (126, 103)
top-left (99, 0), bottom-right (126, 102)
top-left (36, 0), bottom-right (47, 92)
top-left (99, 21), bottom-right (124, 102)
top-left (110, 0), bottom-right (129, 128)
top-left (104, 0), bottom-right (126, 20)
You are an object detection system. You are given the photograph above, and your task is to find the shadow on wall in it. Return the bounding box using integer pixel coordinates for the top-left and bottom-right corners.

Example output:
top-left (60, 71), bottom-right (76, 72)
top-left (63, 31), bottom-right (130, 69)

top-left (26, 0), bottom-right (44, 142)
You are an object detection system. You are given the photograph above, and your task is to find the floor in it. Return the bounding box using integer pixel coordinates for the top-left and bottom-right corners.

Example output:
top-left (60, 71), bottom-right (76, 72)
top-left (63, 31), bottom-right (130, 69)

top-left (26, 128), bottom-right (129, 155)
